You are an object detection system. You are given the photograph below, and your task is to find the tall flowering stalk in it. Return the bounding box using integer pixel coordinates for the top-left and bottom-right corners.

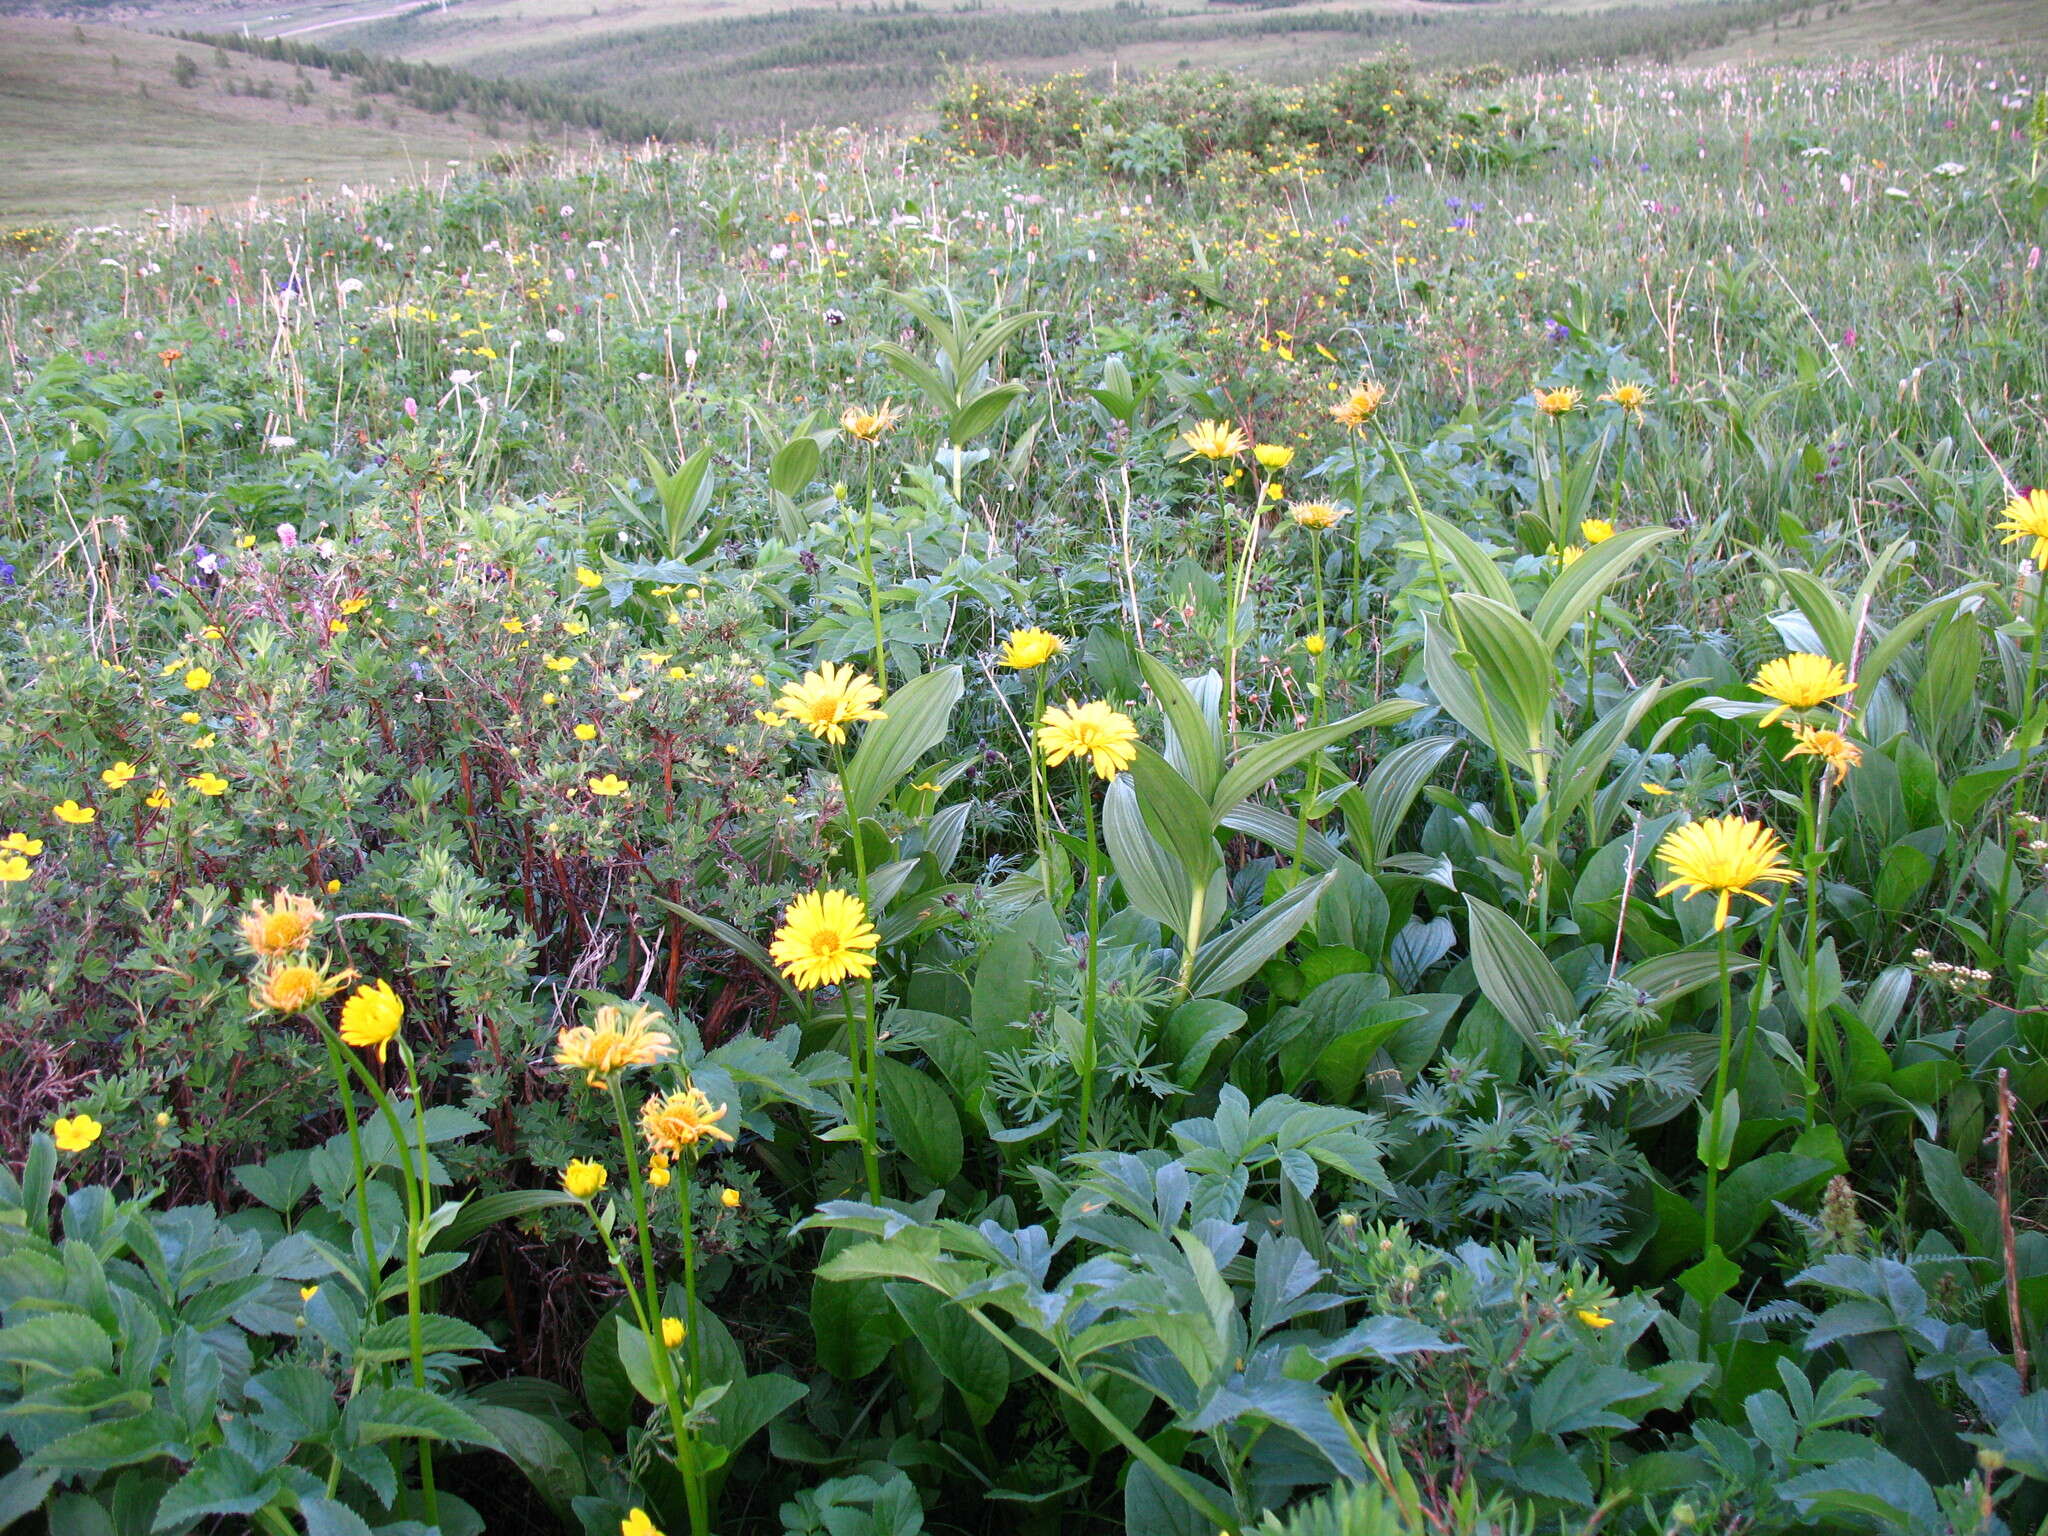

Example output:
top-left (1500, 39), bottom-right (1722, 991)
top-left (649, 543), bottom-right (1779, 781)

top-left (1000, 627), bottom-right (1069, 903)
top-left (1330, 382), bottom-right (1385, 615)
top-left (1180, 420), bottom-right (1249, 743)
top-left (1288, 502), bottom-right (1348, 873)
top-left (1996, 487), bottom-right (2048, 739)
top-left (1654, 815), bottom-right (1799, 1258)
top-left (840, 402), bottom-right (903, 686)
top-left (774, 663), bottom-right (890, 1195)
top-left (555, 1007), bottom-right (719, 1536)
top-left (1037, 699), bottom-right (1139, 1152)
top-left (243, 895), bottom-right (439, 1525)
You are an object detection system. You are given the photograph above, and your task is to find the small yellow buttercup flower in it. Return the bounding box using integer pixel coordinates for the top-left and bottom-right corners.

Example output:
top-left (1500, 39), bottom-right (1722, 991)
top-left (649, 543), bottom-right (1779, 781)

top-left (1579, 518), bottom-right (1616, 545)
top-left (720, 1186), bottom-right (742, 1210)
top-left (771, 889), bottom-right (881, 991)
top-left (1534, 385), bottom-right (1583, 417)
top-left (1288, 501), bottom-right (1347, 531)
top-left (1304, 634), bottom-right (1327, 656)
top-left (0, 856), bottom-right (31, 883)
top-left (1654, 815), bottom-right (1799, 931)
top-left (1576, 1308), bottom-right (1615, 1329)
top-left (574, 723), bottom-right (597, 741)
top-left (1038, 699), bottom-right (1140, 780)
top-left (562, 1159), bottom-right (608, 1200)
top-left (1750, 652), bottom-right (1852, 727)
top-left (101, 761), bottom-right (139, 790)
top-left (647, 1152), bottom-right (672, 1188)
top-left (240, 889), bottom-right (322, 959)
top-left (576, 566), bottom-right (603, 588)
top-left (1179, 419), bottom-right (1249, 461)
top-left (184, 667), bottom-right (212, 691)
top-left (145, 785), bottom-right (173, 809)
top-left (587, 774), bottom-right (629, 798)
top-left (53, 800), bottom-right (95, 825)
top-left (51, 1114), bottom-right (102, 1153)
top-left (1330, 381), bottom-right (1388, 429)
top-left (4, 831), bottom-right (44, 855)
top-left (839, 400), bottom-right (903, 443)
top-left (661, 1317), bottom-right (686, 1350)
top-left (339, 979), bottom-right (404, 1064)
top-left (502, 617), bottom-right (526, 634)
top-left (544, 655), bottom-right (578, 673)
top-left (777, 662), bottom-right (886, 745)
top-left (620, 1511), bottom-right (665, 1536)
top-left (188, 772), bottom-right (229, 797)
top-left (1253, 443), bottom-right (1295, 471)
top-left (999, 627), bottom-right (1067, 670)
top-left (554, 1004), bottom-right (675, 1089)
top-left (1784, 724), bottom-right (1862, 786)
top-left (1994, 487), bottom-right (2048, 569)
top-left (340, 597), bottom-right (369, 615)
top-left (299, 1285), bottom-right (321, 1303)
top-left (639, 1084), bottom-right (736, 1156)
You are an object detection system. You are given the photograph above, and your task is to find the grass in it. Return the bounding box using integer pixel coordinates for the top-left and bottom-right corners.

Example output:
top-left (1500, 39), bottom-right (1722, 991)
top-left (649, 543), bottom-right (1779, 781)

top-left (0, 17), bottom-right (559, 226)
top-left (126, 0), bottom-right (2048, 139)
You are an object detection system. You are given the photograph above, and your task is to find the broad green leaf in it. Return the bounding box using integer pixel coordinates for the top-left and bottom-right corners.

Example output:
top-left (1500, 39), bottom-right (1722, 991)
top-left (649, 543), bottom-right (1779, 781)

top-left (876, 1058), bottom-right (964, 1185)
top-left (1104, 774), bottom-right (1197, 939)
top-left (1416, 512), bottom-right (1517, 610)
top-left (1189, 874), bottom-right (1329, 997)
top-left (1447, 593), bottom-right (1551, 749)
top-left (1356, 736), bottom-right (1460, 866)
top-left (1465, 898), bottom-right (1575, 1041)
top-left (1211, 700), bottom-right (1421, 824)
top-left (1137, 652), bottom-right (1222, 799)
top-left (843, 666), bottom-right (963, 821)
top-left (1531, 525), bottom-right (1678, 648)
top-left (1422, 613), bottom-right (1532, 772)
top-left (1130, 744), bottom-right (1223, 889)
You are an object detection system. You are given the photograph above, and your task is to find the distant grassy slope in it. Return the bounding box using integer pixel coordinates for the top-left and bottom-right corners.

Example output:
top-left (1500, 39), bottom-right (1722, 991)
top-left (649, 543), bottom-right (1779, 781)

top-left (0, 18), bottom-right (536, 226)
top-left (1684, 0), bottom-right (2047, 63)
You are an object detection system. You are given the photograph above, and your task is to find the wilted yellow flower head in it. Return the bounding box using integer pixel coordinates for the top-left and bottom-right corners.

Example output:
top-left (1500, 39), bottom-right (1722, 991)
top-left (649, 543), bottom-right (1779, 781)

top-left (839, 400), bottom-right (903, 443)
top-left (1038, 699), bottom-right (1140, 780)
top-left (999, 627), bottom-right (1067, 670)
top-left (240, 890), bottom-right (322, 959)
top-left (1750, 652), bottom-right (1852, 727)
top-left (340, 980), bottom-right (404, 1064)
top-left (562, 1159), bottom-right (608, 1200)
top-left (1179, 419), bottom-right (1249, 461)
top-left (1784, 724), bottom-right (1862, 787)
top-left (1579, 518), bottom-right (1616, 545)
top-left (1576, 1308), bottom-right (1615, 1329)
top-left (1330, 381), bottom-right (1388, 429)
top-left (554, 1004), bottom-right (676, 1088)
top-left (1534, 385), bottom-right (1583, 417)
top-left (1253, 443), bottom-right (1295, 471)
top-left (250, 958), bottom-right (351, 1016)
top-left (1551, 544), bottom-right (1586, 569)
top-left (1654, 815), bottom-right (1799, 931)
top-left (777, 662), bottom-right (886, 744)
top-left (1288, 501), bottom-right (1347, 531)
top-left (51, 1114), bottom-right (102, 1153)
top-left (639, 1084), bottom-right (736, 1156)
top-left (771, 889), bottom-right (880, 991)
top-left (1598, 380), bottom-right (1652, 416)
top-left (1994, 487), bottom-right (2048, 569)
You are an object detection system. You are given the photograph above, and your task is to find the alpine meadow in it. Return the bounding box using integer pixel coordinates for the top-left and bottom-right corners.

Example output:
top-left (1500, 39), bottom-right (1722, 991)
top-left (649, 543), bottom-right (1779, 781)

top-left (5, 12), bottom-right (2048, 1536)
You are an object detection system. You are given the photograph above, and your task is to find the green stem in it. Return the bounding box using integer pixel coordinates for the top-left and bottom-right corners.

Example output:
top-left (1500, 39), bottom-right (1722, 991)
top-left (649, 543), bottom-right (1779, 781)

top-left (323, 1033), bottom-right (379, 1302)
top-left (1702, 925), bottom-right (1737, 1258)
top-left (861, 455), bottom-right (886, 688)
top-left (1029, 668), bottom-right (1053, 903)
top-left (1218, 469), bottom-right (1240, 750)
top-left (1076, 763), bottom-right (1102, 1154)
top-left (1293, 530), bottom-right (1328, 872)
top-left (610, 1080), bottom-right (710, 1536)
top-left (678, 1161), bottom-right (703, 1396)
top-left (833, 741), bottom-right (882, 1199)
top-left (1348, 430), bottom-right (1367, 622)
top-left (398, 1044), bottom-right (438, 1529)
top-left (1801, 763), bottom-right (1829, 1124)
